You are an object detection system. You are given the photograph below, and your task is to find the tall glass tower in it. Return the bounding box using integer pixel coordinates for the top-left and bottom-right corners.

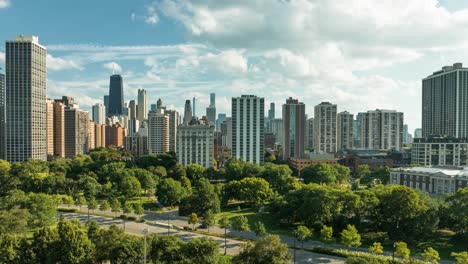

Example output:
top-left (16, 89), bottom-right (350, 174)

top-left (108, 74), bottom-right (124, 116)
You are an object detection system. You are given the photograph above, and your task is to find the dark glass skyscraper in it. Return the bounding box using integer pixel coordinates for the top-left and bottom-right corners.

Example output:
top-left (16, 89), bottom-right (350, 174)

top-left (108, 74), bottom-right (124, 116)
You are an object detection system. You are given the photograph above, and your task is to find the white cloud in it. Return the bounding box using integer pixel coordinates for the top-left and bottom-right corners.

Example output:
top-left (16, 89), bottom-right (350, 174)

top-left (145, 5), bottom-right (159, 25)
top-left (0, 52), bottom-right (4, 63)
top-left (46, 54), bottom-right (83, 71)
top-left (0, 0), bottom-right (10, 8)
top-left (102, 62), bottom-right (122, 73)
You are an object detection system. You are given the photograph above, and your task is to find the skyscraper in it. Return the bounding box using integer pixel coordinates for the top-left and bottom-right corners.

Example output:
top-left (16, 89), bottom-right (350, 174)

top-left (358, 109), bottom-right (404, 151)
top-left (305, 118), bottom-right (314, 150)
top-left (0, 73), bottom-right (5, 159)
top-left (216, 113), bottom-right (227, 132)
top-left (164, 109), bottom-right (180, 153)
top-left (108, 74), bottom-right (124, 116)
top-left (422, 63), bottom-right (468, 138)
top-left (46, 99), bottom-right (54, 157)
top-left (104, 95), bottom-right (109, 116)
top-left (64, 108), bottom-right (90, 158)
top-left (137, 89), bottom-right (147, 121)
top-left (314, 102), bottom-right (337, 153)
top-left (92, 103), bottom-right (106, 125)
top-left (5, 36), bottom-right (47, 162)
top-left (157, 98), bottom-right (163, 109)
top-left (148, 108), bottom-right (169, 155)
top-left (52, 101), bottom-right (65, 157)
top-left (129, 100), bottom-right (137, 120)
top-left (177, 118), bottom-right (215, 168)
top-left (337, 111), bottom-right (354, 151)
top-left (183, 99), bottom-right (193, 124)
top-left (268, 102), bottom-right (275, 120)
top-left (206, 93), bottom-right (216, 128)
top-left (282, 97), bottom-right (305, 159)
top-left (232, 95), bottom-right (265, 164)
top-left (193, 97), bottom-right (196, 116)
top-left (414, 128), bottom-right (422, 139)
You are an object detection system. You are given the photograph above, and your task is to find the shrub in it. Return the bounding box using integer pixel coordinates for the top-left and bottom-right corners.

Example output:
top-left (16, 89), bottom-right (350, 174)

top-left (58, 208), bottom-right (78, 213)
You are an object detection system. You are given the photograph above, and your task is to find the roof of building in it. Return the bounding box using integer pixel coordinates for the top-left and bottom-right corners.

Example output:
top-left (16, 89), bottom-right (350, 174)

top-left (392, 166), bottom-right (468, 178)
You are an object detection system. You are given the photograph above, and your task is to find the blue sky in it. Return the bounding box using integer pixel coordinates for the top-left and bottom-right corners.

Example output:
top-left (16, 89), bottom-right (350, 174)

top-left (2, 0), bottom-right (468, 133)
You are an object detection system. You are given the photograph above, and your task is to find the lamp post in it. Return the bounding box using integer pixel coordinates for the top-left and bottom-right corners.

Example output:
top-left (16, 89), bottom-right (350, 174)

top-left (142, 228), bottom-right (148, 264)
top-left (392, 242), bottom-right (396, 262)
top-left (167, 211), bottom-right (170, 235)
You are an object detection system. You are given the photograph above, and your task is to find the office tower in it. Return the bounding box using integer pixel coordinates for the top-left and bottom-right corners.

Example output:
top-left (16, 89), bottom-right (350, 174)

top-left (403, 124), bottom-right (411, 144)
top-left (46, 99), bottom-right (54, 157)
top-left (157, 98), bottom-right (163, 109)
top-left (221, 117), bottom-right (232, 148)
top-left (5, 36), bottom-right (47, 162)
top-left (129, 100), bottom-right (137, 120)
top-left (164, 109), bottom-right (180, 152)
top-left (52, 101), bottom-right (65, 157)
top-left (305, 118), bottom-right (314, 150)
top-left (103, 95), bottom-right (109, 116)
top-left (64, 108), bottom-right (89, 158)
top-left (282, 97), bottom-right (305, 159)
top-left (268, 102), bottom-right (275, 120)
top-left (269, 118), bottom-right (284, 144)
top-left (108, 74), bottom-right (124, 116)
top-left (95, 124), bottom-right (106, 148)
top-left (193, 97), bottom-right (196, 116)
top-left (414, 128), bottom-right (422, 139)
top-left (148, 108), bottom-right (169, 154)
top-left (216, 113), bottom-right (227, 132)
top-left (92, 103), bottom-right (106, 125)
top-left (206, 93), bottom-right (216, 128)
top-left (177, 118), bottom-right (215, 167)
top-left (337, 111), bottom-right (354, 151)
top-left (183, 99), bottom-right (193, 124)
top-left (358, 109), bottom-right (404, 151)
top-left (422, 63), bottom-right (468, 138)
top-left (137, 89), bottom-right (147, 121)
top-left (88, 121), bottom-right (96, 150)
top-left (105, 124), bottom-right (124, 147)
top-left (0, 73), bottom-right (4, 159)
top-left (232, 95), bottom-right (265, 164)
top-left (353, 117), bottom-right (361, 149)
top-left (314, 102), bottom-right (337, 153)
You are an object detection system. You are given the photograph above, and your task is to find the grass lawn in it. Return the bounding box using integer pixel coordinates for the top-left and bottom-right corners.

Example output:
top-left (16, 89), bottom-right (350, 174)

top-left (216, 204), bottom-right (294, 236)
top-left (127, 196), bottom-right (161, 212)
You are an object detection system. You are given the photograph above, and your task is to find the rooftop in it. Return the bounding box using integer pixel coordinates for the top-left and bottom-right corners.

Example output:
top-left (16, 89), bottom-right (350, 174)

top-left (393, 166), bottom-right (468, 178)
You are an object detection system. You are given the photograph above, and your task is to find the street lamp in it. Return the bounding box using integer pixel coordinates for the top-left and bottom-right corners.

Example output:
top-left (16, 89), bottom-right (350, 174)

top-left (392, 242), bottom-right (396, 262)
top-left (142, 228), bottom-right (148, 264)
top-left (167, 211), bottom-right (170, 235)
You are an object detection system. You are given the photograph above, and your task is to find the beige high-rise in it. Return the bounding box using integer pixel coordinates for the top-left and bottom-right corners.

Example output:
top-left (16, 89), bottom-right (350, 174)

top-left (148, 109), bottom-right (169, 154)
top-left (95, 124), bottom-right (106, 148)
top-left (53, 101), bottom-right (65, 157)
top-left (64, 108), bottom-right (89, 158)
top-left (314, 102), bottom-right (337, 153)
top-left (88, 121), bottom-right (96, 150)
top-left (137, 89), bottom-right (147, 121)
top-left (46, 99), bottom-right (54, 157)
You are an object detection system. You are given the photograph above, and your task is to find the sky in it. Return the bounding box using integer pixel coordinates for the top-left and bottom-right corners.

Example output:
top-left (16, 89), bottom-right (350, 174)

top-left (2, 0), bottom-right (468, 133)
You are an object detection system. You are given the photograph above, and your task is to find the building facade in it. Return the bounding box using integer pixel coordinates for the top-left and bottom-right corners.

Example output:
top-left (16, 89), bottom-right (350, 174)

top-left (358, 109), bottom-right (404, 151)
top-left (232, 95), bottom-right (265, 164)
top-left (390, 166), bottom-right (468, 195)
top-left (64, 108), bottom-right (89, 158)
top-left (148, 109), bottom-right (169, 155)
top-left (95, 124), bottom-right (106, 148)
top-left (282, 97), bottom-right (305, 159)
top-left (0, 73), bottom-right (4, 159)
top-left (337, 111), bottom-right (354, 151)
top-left (183, 99), bottom-right (193, 124)
top-left (92, 103), bottom-right (106, 125)
top-left (177, 119), bottom-right (214, 167)
top-left (314, 102), bottom-right (337, 153)
top-left (305, 118), bottom-right (314, 151)
top-left (137, 89), bottom-right (147, 121)
top-left (164, 109), bottom-right (180, 153)
top-left (412, 137), bottom-right (468, 166)
top-left (108, 74), bottom-right (124, 116)
top-left (46, 100), bottom-right (54, 157)
top-left (206, 93), bottom-right (216, 127)
top-left (5, 36), bottom-right (47, 162)
top-left (105, 124), bottom-right (124, 147)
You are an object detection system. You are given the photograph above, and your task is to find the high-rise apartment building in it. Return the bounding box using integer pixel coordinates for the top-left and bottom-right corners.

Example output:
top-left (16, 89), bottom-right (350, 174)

top-left (305, 118), bottom-right (314, 150)
top-left (177, 118), bottom-right (214, 167)
top-left (105, 124), bottom-right (124, 147)
top-left (92, 103), bottom-right (106, 125)
top-left (46, 100), bottom-right (54, 157)
top-left (137, 89), bottom-right (147, 121)
top-left (183, 99), bottom-right (193, 124)
top-left (314, 102), bottom-right (337, 153)
top-left (268, 102), bottom-right (275, 120)
top-left (148, 109), bottom-right (169, 154)
top-left (5, 36), bottom-right (47, 162)
top-left (282, 97), bottom-right (305, 159)
top-left (88, 121), bottom-right (96, 150)
top-left (95, 124), bottom-right (106, 148)
top-left (52, 101), bottom-right (65, 157)
top-left (358, 109), bottom-right (404, 151)
top-left (64, 108), bottom-right (89, 158)
top-left (221, 117), bottom-right (232, 149)
top-left (0, 73), bottom-right (4, 159)
top-left (353, 117), bottom-right (362, 149)
top-left (337, 111), bottom-right (354, 151)
top-left (232, 95), bottom-right (264, 164)
top-left (108, 74), bottom-right (124, 116)
top-left (164, 109), bottom-right (180, 153)
top-left (422, 63), bottom-right (468, 138)
top-left (216, 113), bottom-right (227, 132)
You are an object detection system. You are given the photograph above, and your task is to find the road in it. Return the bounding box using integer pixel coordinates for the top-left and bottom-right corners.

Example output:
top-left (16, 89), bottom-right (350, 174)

top-left (62, 211), bottom-right (345, 264)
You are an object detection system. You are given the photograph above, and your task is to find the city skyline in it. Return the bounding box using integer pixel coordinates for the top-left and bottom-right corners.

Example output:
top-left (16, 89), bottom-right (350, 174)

top-left (4, 1), bottom-right (468, 132)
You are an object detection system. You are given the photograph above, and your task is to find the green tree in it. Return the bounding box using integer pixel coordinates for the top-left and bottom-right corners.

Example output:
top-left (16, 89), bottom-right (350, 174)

top-left (356, 165), bottom-right (371, 179)
top-left (157, 178), bottom-right (186, 207)
top-left (100, 200), bottom-right (110, 212)
top-left (334, 164), bottom-right (351, 184)
top-left (302, 163), bottom-right (337, 184)
top-left (253, 221), bottom-right (267, 237)
top-left (232, 215), bottom-right (250, 232)
top-left (57, 220), bottom-right (94, 264)
top-left (261, 163), bottom-right (292, 194)
top-left (320, 225), bottom-right (334, 242)
top-left (123, 201), bottom-right (134, 216)
top-left (133, 202), bottom-right (144, 217)
top-left (179, 178), bottom-right (220, 216)
top-left (0, 207), bottom-right (29, 234)
top-left (186, 164), bottom-right (206, 183)
top-left (445, 188), bottom-right (468, 234)
top-left (340, 224), bottom-right (361, 248)
top-left (372, 166), bottom-right (390, 184)
top-left (182, 237), bottom-right (220, 264)
top-left (369, 242), bottom-right (383, 254)
top-left (63, 195), bottom-right (74, 207)
top-left (202, 210), bottom-right (216, 232)
top-left (233, 235), bottom-right (291, 264)
top-left (451, 252), bottom-right (468, 264)
top-left (395, 241), bottom-right (410, 260)
top-left (87, 197), bottom-right (98, 213)
top-left (0, 234), bottom-right (21, 263)
top-left (76, 195), bottom-right (87, 211)
top-left (188, 212), bottom-right (199, 230)
top-left (30, 226), bottom-right (60, 263)
top-left (133, 168), bottom-right (158, 196)
top-left (26, 193), bottom-right (57, 228)
top-left (238, 177), bottom-right (274, 207)
top-left (294, 225), bottom-right (312, 249)
top-left (148, 234), bottom-right (184, 263)
top-left (421, 247), bottom-right (440, 264)
top-left (120, 175), bottom-right (142, 199)
top-left (111, 198), bottom-right (121, 217)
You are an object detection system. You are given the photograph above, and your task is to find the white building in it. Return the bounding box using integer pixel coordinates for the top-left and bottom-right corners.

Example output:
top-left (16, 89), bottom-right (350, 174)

top-left (177, 119), bottom-right (214, 168)
top-left (232, 95), bottom-right (264, 164)
top-left (137, 89), bottom-right (147, 122)
top-left (148, 109), bottom-right (169, 155)
top-left (314, 102), bottom-right (337, 153)
top-left (337, 111), bottom-right (354, 151)
top-left (92, 103), bottom-right (106, 125)
top-left (390, 166), bottom-right (468, 195)
top-left (358, 109), bottom-right (404, 151)
top-left (5, 36), bottom-right (47, 162)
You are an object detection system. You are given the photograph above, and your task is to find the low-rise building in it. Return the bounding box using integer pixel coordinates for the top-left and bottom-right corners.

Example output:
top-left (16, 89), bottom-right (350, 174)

top-left (289, 152), bottom-right (337, 173)
top-left (412, 137), bottom-right (468, 166)
top-left (340, 149), bottom-right (393, 173)
top-left (390, 166), bottom-right (468, 195)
